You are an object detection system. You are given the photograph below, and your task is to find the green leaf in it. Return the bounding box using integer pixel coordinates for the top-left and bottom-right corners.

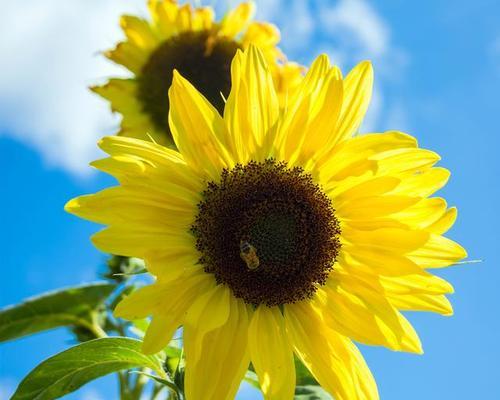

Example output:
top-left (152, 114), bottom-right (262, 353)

top-left (103, 256), bottom-right (146, 282)
top-left (12, 337), bottom-right (165, 400)
top-left (294, 385), bottom-right (332, 400)
top-left (0, 282), bottom-right (115, 343)
top-left (294, 356), bottom-right (319, 386)
top-left (129, 371), bottom-right (180, 395)
top-left (164, 344), bottom-right (182, 377)
top-left (244, 370), bottom-right (260, 390)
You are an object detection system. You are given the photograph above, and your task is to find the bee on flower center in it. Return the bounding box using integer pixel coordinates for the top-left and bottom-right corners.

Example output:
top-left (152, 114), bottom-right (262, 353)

top-left (239, 240), bottom-right (260, 271)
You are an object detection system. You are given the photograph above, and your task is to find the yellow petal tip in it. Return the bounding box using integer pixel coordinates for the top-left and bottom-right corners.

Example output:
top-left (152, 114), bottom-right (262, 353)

top-left (64, 198), bottom-right (80, 213)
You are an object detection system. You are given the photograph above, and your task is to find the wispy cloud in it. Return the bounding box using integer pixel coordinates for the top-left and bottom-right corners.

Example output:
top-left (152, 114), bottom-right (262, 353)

top-left (0, 377), bottom-right (16, 399)
top-left (254, 0), bottom-right (410, 132)
top-left (0, 0), bottom-right (145, 174)
top-left (0, 0), bottom-right (409, 175)
top-left (255, 0), bottom-right (408, 71)
top-left (79, 387), bottom-right (105, 400)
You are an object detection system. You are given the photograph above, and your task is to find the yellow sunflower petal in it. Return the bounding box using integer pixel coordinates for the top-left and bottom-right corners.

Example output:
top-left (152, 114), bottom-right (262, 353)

top-left (338, 251), bottom-right (455, 294)
top-left (219, 1), bottom-right (255, 38)
top-left (184, 292), bottom-right (250, 400)
top-left (184, 284), bottom-right (231, 364)
top-left (388, 293), bottom-right (453, 316)
top-left (90, 226), bottom-right (194, 258)
top-left (294, 68), bottom-right (344, 167)
top-left (141, 315), bottom-right (177, 354)
top-left (145, 251), bottom-right (199, 282)
top-left (120, 15), bottom-right (159, 51)
top-left (408, 234), bottom-right (467, 268)
top-left (105, 41), bottom-right (148, 74)
top-left (319, 131), bottom-right (417, 184)
top-left (93, 136), bottom-right (203, 193)
top-left (242, 22), bottom-right (281, 55)
top-left (114, 268), bottom-right (214, 354)
top-left (333, 176), bottom-right (400, 201)
top-left (276, 54), bottom-right (333, 162)
top-left (375, 148), bottom-right (441, 176)
top-left (390, 197), bottom-right (448, 231)
top-left (114, 283), bottom-right (169, 320)
top-left (64, 186), bottom-right (194, 228)
top-left (224, 45), bottom-right (279, 163)
top-left (391, 167), bottom-right (450, 197)
top-left (191, 6), bottom-right (215, 31)
top-left (151, 0), bottom-right (180, 37)
top-left (272, 62), bottom-right (305, 106)
top-left (320, 273), bottom-right (422, 353)
top-left (91, 79), bottom-right (138, 113)
top-left (336, 195), bottom-right (421, 220)
top-left (249, 306), bottom-right (295, 400)
top-left (339, 250), bottom-right (424, 277)
top-left (333, 61), bottom-right (373, 144)
top-left (378, 273), bottom-right (454, 295)
top-left (169, 70), bottom-right (234, 179)
top-left (175, 3), bottom-right (195, 31)
top-left (117, 271), bottom-right (208, 325)
top-left (341, 226), bottom-right (430, 253)
top-left (425, 206), bottom-right (458, 235)
top-left (145, 275), bottom-right (214, 354)
top-left (285, 301), bottom-right (379, 400)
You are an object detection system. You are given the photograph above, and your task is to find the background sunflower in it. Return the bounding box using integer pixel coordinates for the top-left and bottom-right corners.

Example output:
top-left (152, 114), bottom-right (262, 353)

top-left (92, 0), bottom-right (302, 146)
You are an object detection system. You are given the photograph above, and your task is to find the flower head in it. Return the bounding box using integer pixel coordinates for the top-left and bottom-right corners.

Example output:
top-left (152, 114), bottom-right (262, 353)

top-left (93, 0), bottom-right (302, 145)
top-left (67, 45), bottom-right (466, 400)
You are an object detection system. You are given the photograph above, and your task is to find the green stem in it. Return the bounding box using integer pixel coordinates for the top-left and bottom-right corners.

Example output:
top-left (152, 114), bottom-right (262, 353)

top-left (151, 384), bottom-right (165, 400)
top-left (130, 370), bottom-right (148, 400)
top-left (118, 372), bottom-right (130, 399)
top-left (79, 311), bottom-right (108, 339)
top-left (84, 313), bottom-right (137, 399)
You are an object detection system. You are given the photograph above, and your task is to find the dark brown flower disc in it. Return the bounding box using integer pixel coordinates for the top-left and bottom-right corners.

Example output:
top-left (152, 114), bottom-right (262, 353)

top-left (191, 160), bottom-right (341, 306)
top-left (137, 30), bottom-right (241, 142)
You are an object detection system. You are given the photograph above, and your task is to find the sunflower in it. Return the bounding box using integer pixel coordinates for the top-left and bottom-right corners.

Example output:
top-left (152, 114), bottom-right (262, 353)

top-left (93, 0), bottom-right (302, 146)
top-left (67, 46), bottom-right (466, 399)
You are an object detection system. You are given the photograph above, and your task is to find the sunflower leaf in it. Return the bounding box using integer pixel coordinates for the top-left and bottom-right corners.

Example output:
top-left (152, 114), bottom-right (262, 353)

top-left (294, 385), bottom-right (332, 399)
top-left (0, 282), bottom-right (115, 343)
top-left (11, 337), bottom-right (165, 400)
top-left (244, 370), bottom-right (260, 390)
top-left (129, 371), bottom-right (180, 395)
top-left (294, 356), bottom-right (318, 385)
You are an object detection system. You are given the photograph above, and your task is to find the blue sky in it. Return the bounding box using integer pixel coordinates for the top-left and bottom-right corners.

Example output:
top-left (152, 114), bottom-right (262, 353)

top-left (1, 0), bottom-right (499, 398)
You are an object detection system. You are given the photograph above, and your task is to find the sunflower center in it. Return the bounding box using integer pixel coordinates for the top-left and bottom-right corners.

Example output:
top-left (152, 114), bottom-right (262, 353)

top-left (137, 30), bottom-right (240, 141)
top-left (191, 160), bottom-right (341, 306)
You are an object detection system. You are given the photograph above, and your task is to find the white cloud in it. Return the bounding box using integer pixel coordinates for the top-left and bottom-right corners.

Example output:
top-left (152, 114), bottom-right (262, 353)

top-left (0, 0), bottom-right (146, 175)
top-left (0, 0), bottom-right (410, 175)
top-left (0, 377), bottom-right (16, 399)
top-left (254, 0), bottom-right (410, 131)
top-left (79, 387), bottom-right (105, 400)
top-left (319, 0), bottom-right (389, 56)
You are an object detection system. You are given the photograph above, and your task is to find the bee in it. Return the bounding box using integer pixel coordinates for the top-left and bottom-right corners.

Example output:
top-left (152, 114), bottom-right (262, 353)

top-left (239, 240), bottom-right (260, 271)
